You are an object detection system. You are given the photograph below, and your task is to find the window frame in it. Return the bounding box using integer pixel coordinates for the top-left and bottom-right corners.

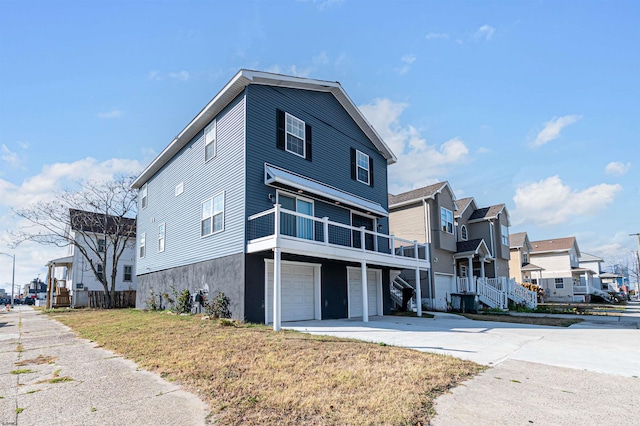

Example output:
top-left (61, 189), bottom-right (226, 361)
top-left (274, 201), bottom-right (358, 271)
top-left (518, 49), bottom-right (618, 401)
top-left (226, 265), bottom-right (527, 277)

top-left (96, 263), bottom-right (104, 281)
top-left (123, 265), bottom-right (133, 282)
top-left (97, 237), bottom-right (106, 253)
top-left (141, 183), bottom-right (148, 210)
top-left (355, 150), bottom-right (370, 185)
top-left (175, 182), bottom-right (184, 197)
top-left (158, 223), bottom-right (166, 253)
top-left (501, 224), bottom-right (509, 245)
top-left (522, 252), bottom-right (529, 265)
top-left (204, 120), bottom-right (216, 162)
top-left (284, 112), bottom-right (306, 158)
top-left (460, 225), bottom-right (468, 241)
top-left (555, 278), bottom-right (564, 289)
top-left (139, 233), bottom-right (146, 258)
top-left (201, 191), bottom-right (225, 237)
top-left (441, 207), bottom-right (454, 234)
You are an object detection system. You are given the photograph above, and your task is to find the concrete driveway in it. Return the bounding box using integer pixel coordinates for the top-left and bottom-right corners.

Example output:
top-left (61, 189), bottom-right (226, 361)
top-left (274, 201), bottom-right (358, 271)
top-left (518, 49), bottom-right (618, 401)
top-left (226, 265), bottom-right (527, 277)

top-left (285, 307), bottom-right (640, 425)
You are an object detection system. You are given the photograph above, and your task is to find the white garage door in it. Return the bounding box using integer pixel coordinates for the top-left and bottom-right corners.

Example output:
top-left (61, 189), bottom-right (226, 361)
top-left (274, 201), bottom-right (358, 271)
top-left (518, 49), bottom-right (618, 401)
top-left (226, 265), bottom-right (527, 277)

top-left (348, 268), bottom-right (381, 318)
top-left (266, 262), bottom-right (317, 323)
top-left (434, 273), bottom-right (454, 311)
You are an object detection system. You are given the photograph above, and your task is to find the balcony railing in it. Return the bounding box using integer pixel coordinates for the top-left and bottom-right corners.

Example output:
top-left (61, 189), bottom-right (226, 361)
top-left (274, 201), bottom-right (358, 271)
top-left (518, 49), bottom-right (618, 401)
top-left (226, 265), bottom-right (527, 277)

top-left (247, 205), bottom-right (429, 262)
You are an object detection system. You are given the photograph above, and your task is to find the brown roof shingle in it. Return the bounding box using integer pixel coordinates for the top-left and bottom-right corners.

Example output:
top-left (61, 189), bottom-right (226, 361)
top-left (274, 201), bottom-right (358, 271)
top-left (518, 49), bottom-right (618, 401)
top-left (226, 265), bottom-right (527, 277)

top-left (530, 237), bottom-right (576, 253)
top-left (509, 232), bottom-right (528, 248)
top-left (469, 204), bottom-right (505, 221)
top-left (388, 182), bottom-right (448, 206)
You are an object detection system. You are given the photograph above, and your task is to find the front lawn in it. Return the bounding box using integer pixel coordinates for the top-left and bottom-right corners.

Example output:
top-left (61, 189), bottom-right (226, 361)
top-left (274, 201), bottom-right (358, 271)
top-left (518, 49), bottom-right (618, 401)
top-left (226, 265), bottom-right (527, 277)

top-left (50, 309), bottom-right (483, 425)
top-left (461, 313), bottom-right (583, 327)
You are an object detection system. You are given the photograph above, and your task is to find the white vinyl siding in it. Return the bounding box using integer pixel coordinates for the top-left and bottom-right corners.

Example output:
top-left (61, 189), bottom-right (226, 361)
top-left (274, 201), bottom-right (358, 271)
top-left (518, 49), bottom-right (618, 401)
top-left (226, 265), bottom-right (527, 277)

top-left (204, 120), bottom-right (216, 162)
top-left (356, 150), bottom-right (370, 184)
top-left (441, 207), bottom-right (454, 234)
top-left (285, 113), bottom-right (305, 157)
top-left (201, 192), bottom-right (225, 237)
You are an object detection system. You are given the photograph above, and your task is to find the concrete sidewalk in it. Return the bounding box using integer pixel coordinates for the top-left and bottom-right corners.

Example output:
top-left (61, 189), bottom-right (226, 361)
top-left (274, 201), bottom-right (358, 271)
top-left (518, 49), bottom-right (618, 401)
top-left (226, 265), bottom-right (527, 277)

top-left (0, 306), bottom-right (208, 426)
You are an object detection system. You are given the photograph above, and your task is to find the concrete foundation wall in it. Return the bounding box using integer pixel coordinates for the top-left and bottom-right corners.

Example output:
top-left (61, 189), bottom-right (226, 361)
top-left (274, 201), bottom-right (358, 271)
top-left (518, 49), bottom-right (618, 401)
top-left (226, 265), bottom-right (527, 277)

top-left (136, 253), bottom-right (245, 320)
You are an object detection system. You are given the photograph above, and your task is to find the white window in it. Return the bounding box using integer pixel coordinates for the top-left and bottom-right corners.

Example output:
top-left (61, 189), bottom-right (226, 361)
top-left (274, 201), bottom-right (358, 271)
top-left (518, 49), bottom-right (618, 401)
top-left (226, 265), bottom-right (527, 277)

top-left (123, 265), bottom-right (133, 282)
top-left (158, 223), bottom-right (165, 253)
top-left (97, 238), bottom-right (106, 252)
top-left (555, 278), bottom-right (564, 289)
top-left (204, 120), bottom-right (216, 162)
top-left (141, 184), bottom-right (148, 209)
top-left (356, 150), bottom-right (370, 184)
top-left (523, 252), bottom-right (529, 264)
top-left (175, 182), bottom-right (184, 196)
top-left (460, 265), bottom-right (468, 277)
top-left (285, 113), bottom-right (305, 157)
top-left (532, 278), bottom-right (538, 285)
top-left (201, 192), bottom-right (224, 237)
top-left (139, 233), bottom-right (146, 258)
top-left (501, 224), bottom-right (509, 245)
top-left (96, 264), bottom-right (104, 281)
top-left (460, 225), bottom-right (468, 241)
top-left (441, 208), bottom-right (454, 234)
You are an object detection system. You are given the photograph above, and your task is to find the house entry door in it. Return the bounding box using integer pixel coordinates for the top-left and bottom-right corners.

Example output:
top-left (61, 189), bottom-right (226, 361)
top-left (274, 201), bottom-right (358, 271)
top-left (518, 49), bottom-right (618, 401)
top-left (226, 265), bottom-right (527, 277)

top-left (352, 213), bottom-right (375, 251)
top-left (279, 194), bottom-right (313, 240)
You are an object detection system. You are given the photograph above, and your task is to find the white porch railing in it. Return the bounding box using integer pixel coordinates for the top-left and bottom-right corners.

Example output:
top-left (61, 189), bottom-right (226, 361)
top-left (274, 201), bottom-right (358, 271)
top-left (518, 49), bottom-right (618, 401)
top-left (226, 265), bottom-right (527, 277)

top-left (476, 278), bottom-right (507, 310)
top-left (456, 276), bottom-right (537, 310)
top-left (573, 285), bottom-right (588, 294)
top-left (247, 205), bottom-right (430, 265)
top-left (510, 280), bottom-right (537, 309)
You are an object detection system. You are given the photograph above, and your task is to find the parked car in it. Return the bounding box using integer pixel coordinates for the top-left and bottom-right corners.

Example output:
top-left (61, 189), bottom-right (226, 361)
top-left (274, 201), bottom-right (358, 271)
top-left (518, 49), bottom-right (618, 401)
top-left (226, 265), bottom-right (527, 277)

top-left (23, 297), bottom-right (36, 305)
top-left (0, 297), bottom-right (10, 305)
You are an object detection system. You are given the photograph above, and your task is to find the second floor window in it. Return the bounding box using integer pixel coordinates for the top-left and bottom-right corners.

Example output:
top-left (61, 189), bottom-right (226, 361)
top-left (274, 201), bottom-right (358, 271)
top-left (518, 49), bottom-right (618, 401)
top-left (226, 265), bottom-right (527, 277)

top-left (501, 224), bottom-right (509, 245)
top-left (555, 278), bottom-right (564, 289)
top-left (523, 252), bottom-right (529, 265)
top-left (201, 192), bottom-right (225, 236)
top-left (141, 183), bottom-right (148, 209)
top-left (139, 233), bottom-right (146, 258)
top-left (205, 120), bottom-right (216, 162)
top-left (123, 265), bottom-right (132, 282)
top-left (285, 113), bottom-right (305, 157)
top-left (441, 208), bottom-right (454, 234)
top-left (356, 150), bottom-right (370, 184)
top-left (158, 223), bottom-right (165, 253)
top-left (460, 225), bottom-right (468, 241)
top-left (97, 238), bottom-right (106, 252)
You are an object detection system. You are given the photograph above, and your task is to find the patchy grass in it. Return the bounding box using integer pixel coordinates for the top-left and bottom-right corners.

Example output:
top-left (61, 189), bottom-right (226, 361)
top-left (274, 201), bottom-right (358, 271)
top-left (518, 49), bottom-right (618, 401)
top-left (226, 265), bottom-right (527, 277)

top-left (15, 355), bottom-right (57, 366)
top-left (47, 376), bottom-right (74, 384)
top-left (461, 313), bottom-right (582, 327)
top-left (50, 309), bottom-right (483, 425)
top-left (16, 408), bottom-right (25, 414)
top-left (10, 369), bottom-right (35, 375)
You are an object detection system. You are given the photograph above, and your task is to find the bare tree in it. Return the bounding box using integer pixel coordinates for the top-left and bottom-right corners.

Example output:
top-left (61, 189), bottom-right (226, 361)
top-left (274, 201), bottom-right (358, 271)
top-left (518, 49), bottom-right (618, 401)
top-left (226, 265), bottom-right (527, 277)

top-left (10, 176), bottom-right (137, 308)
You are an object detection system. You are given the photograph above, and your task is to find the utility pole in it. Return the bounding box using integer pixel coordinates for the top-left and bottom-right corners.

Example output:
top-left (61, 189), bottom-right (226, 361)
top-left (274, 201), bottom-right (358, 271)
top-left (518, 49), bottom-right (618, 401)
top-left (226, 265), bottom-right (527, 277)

top-left (0, 252), bottom-right (16, 308)
top-left (630, 233), bottom-right (640, 300)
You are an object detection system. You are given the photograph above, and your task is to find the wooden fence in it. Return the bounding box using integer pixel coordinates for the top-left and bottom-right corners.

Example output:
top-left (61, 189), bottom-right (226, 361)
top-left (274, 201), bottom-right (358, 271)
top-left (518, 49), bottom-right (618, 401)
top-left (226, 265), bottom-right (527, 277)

top-left (88, 290), bottom-right (136, 308)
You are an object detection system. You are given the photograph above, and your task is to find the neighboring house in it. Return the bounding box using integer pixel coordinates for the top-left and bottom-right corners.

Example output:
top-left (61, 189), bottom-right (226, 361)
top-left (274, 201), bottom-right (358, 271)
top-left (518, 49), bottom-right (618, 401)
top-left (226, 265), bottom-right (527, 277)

top-left (131, 70), bottom-right (430, 328)
top-left (529, 237), bottom-right (596, 302)
top-left (388, 182), bottom-right (457, 311)
top-left (579, 252), bottom-right (604, 290)
top-left (600, 272), bottom-right (625, 292)
top-left (509, 231), bottom-right (544, 285)
top-left (47, 210), bottom-right (137, 307)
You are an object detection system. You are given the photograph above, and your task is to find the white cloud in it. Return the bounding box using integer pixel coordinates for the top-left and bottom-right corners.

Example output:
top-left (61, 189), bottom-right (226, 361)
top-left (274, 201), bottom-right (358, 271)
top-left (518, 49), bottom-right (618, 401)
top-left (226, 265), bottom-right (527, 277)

top-left (426, 32), bottom-right (449, 40)
top-left (511, 175), bottom-right (622, 227)
top-left (1, 144), bottom-right (20, 166)
top-left (97, 109), bottom-right (123, 119)
top-left (359, 98), bottom-right (470, 193)
top-left (147, 70), bottom-right (162, 81)
top-left (605, 161), bottom-right (631, 176)
top-left (168, 71), bottom-right (190, 81)
top-left (477, 147), bottom-right (491, 154)
top-left (531, 114), bottom-right (581, 147)
top-left (395, 54), bottom-right (417, 75)
top-left (474, 25), bottom-right (495, 41)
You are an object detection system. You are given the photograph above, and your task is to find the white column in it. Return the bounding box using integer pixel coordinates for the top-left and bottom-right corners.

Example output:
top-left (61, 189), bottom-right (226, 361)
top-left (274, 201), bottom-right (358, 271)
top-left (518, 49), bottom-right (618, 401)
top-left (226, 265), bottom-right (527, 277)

top-left (322, 217), bottom-right (329, 245)
top-left (480, 258), bottom-right (486, 278)
top-left (273, 247), bottom-right (282, 332)
top-left (414, 240), bottom-right (422, 316)
top-left (361, 260), bottom-right (368, 322)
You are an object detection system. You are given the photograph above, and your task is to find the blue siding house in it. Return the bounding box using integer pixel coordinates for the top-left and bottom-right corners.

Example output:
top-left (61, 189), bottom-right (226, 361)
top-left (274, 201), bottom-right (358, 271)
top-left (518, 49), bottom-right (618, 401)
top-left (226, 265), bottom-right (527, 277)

top-left (132, 70), bottom-right (430, 329)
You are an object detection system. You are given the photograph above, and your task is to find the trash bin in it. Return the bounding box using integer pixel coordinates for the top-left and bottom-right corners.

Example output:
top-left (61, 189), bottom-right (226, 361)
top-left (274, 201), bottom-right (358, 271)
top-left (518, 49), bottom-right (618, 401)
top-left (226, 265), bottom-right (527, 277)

top-left (401, 287), bottom-right (415, 312)
top-left (450, 293), bottom-right (478, 313)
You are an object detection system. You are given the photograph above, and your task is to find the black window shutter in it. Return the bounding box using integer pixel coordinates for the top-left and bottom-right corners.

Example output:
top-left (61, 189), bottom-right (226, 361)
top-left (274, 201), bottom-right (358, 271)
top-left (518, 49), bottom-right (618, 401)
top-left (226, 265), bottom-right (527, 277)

top-left (350, 148), bottom-right (356, 180)
top-left (305, 124), bottom-right (312, 161)
top-left (369, 156), bottom-right (374, 186)
top-left (276, 109), bottom-right (285, 150)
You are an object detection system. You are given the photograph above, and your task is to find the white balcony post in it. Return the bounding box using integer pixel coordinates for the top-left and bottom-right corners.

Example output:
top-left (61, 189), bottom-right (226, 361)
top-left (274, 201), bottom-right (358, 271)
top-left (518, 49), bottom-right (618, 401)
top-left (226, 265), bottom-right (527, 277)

top-left (360, 226), bottom-right (366, 252)
top-left (468, 256), bottom-right (474, 293)
top-left (391, 235), bottom-right (395, 257)
top-left (274, 204), bottom-right (281, 242)
top-left (273, 247), bottom-right (282, 332)
top-left (414, 240), bottom-right (422, 317)
top-left (480, 258), bottom-right (485, 279)
top-left (322, 217), bottom-right (329, 245)
top-left (361, 260), bottom-right (369, 322)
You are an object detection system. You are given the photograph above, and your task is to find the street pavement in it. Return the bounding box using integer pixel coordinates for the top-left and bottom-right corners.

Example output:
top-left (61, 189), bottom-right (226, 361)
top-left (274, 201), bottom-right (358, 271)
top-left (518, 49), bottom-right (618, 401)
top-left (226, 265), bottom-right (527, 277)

top-left (0, 306), bottom-right (208, 426)
top-left (285, 303), bottom-right (640, 425)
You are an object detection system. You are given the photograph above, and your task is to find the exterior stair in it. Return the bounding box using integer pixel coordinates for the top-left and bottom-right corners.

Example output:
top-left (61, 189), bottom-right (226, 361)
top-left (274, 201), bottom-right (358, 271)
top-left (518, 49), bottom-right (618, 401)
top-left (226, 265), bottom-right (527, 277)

top-left (390, 275), bottom-right (416, 311)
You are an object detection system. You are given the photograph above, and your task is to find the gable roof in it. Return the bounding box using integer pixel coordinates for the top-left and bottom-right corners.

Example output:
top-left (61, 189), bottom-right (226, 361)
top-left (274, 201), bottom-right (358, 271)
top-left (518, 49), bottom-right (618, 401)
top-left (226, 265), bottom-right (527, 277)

top-left (468, 203), bottom-right (507, 222)
top-left (69, 209), bottom-right (136, 237)
top-left (454, 238), bottom-right (492, 258)
top-left (132, 69), bottom-right (396, 189)
top-left (509, 231), bottom-right (529, 249)
top-left (579, 252), bottom-right (604, 263)
top-left (454, 197), bottom-right (475, 218)
top-left (530, 237), bottom-right (579, 256)
top-left (388, 181), bottom-right (453, 208)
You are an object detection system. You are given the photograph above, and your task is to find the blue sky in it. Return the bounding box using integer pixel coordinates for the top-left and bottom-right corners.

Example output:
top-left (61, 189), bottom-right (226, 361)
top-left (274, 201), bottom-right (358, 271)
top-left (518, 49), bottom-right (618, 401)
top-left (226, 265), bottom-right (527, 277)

top-left (1, 0), bottom-right (639, 290)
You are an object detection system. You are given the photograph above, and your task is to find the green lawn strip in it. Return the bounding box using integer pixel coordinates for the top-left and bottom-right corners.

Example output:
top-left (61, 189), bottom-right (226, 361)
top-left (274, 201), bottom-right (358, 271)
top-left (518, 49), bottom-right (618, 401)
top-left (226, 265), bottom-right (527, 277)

top-left (461, 313), bottom-right (582, 327)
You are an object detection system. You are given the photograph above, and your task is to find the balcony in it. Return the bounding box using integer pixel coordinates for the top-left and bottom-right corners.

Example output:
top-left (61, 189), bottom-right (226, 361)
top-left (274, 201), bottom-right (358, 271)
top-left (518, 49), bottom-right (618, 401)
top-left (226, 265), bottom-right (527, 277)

top-left (247, 205), bottom-right (430, 270)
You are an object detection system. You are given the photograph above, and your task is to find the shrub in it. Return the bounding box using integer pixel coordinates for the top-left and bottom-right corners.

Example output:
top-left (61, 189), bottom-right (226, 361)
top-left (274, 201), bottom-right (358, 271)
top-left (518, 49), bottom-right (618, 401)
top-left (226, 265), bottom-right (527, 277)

top-left (204, 292), bottom-right (231, 319)
top-left (172, 288), bottom-right (192, 314)
top-left (146, 289), bottom-right (161, 311)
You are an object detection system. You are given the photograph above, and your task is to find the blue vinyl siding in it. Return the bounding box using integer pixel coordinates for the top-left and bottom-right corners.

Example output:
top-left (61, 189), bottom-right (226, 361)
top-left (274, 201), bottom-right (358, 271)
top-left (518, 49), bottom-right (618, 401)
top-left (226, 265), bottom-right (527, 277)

top-left (136, 94), bottom-right (246, 275)
top-left (245, 85), bottom-right (389, 233)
